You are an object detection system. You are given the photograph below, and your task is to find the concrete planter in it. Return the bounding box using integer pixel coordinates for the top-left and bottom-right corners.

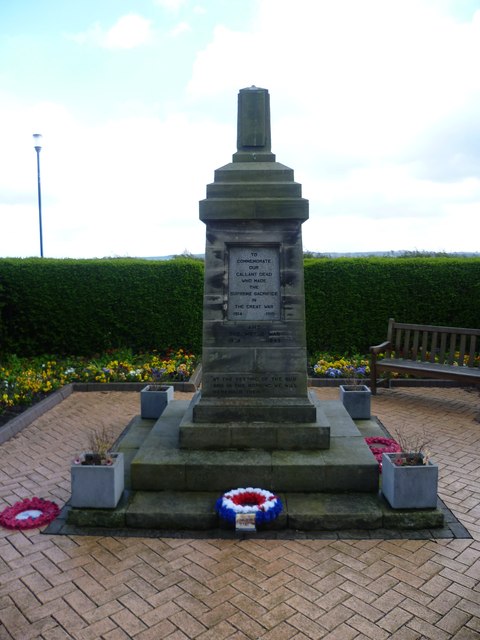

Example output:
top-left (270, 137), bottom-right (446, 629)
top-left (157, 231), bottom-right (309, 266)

top-left (339, 384), bottom-right (371, 419)
top-left (382, 452), bottom-right (438, 509)
top-left (70, 452), bottom-right (124, 509)
top-left (140, 384), bottom-right (174, 419)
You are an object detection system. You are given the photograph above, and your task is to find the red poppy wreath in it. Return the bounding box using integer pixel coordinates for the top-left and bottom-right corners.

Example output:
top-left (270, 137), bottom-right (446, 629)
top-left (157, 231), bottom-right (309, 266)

top-left (365, 436), bottom-right (401, 470)
top-left (0, 497), bottom-right (60, 530)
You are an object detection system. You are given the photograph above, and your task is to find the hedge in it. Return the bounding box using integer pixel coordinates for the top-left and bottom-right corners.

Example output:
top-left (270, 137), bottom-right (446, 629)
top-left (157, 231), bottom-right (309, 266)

top-left (304, 257), bottom-right (480, 353)
top-left (1, 257), bottom-right (479, 356)
top-left (0, 258), bottom-right (204, 356)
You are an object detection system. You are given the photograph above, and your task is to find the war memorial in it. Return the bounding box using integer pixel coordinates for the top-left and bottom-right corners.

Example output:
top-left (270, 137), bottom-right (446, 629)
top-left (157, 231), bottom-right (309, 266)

top-left (67, 87), bottom-right (445, 533)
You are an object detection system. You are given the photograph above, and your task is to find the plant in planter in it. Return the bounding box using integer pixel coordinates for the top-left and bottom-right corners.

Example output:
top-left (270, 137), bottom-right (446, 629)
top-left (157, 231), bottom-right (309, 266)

top-left (381, 428), bottom-right (438, 509)
top-left (140, 367), bottom-right (174, 419)
top-left (339, 365), bottom-right (371, 419)
top-left (71, 426), bottom-right (124, 509)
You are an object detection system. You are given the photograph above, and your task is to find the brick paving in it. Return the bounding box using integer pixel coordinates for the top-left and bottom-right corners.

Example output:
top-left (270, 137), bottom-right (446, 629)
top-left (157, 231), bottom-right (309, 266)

top-left (0, 386), bottom-right (479, 639)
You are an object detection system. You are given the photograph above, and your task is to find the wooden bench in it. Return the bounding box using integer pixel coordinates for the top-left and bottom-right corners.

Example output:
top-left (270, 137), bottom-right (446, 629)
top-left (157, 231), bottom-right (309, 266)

top-left (369, 318), bottom-right (480, 394)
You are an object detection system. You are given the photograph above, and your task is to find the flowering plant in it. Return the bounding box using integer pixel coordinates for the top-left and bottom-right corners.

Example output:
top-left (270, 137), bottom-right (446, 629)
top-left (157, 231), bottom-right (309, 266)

top-left (1, 348), bottom-right (197, 417)
top-left (145, 366), bottom-right (173, 392)
top-left (392, 428), bottom-right (432, 466)
top-left (365, 436), bottom-right (401, 471)
top-left (216, 488), bottom-right (283, 525)
top-left (312, 355), bottom-right (370, 381)
top-left (73, 426), bottom-right (117, 466)
top-left (343, 364), bottom-right (368, 386)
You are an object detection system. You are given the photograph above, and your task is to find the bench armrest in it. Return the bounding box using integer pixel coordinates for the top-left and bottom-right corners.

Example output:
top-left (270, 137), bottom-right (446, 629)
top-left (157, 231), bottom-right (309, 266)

top-left (370, 341), bottom-right (391, 355)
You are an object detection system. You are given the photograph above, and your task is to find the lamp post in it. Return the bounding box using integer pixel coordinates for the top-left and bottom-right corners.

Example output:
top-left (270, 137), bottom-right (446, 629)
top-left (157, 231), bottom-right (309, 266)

top-left (33, 133), bottom-right (43, 257)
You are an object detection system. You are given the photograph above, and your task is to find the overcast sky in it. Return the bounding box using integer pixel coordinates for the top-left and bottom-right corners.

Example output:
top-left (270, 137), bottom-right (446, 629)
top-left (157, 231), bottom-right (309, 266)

top-left (1, 0), bottom-right (479, 259)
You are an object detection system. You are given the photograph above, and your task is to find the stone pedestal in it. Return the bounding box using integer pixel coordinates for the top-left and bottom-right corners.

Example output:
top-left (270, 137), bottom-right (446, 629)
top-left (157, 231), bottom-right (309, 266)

top-left (192, 86), bottom-right (317, 431)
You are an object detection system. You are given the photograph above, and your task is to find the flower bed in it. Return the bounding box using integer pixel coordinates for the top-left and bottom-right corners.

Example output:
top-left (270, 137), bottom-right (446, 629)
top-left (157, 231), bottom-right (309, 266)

top-left (311, 354), bottom-right (370, 380)
top-left (310, 350), bottom-right (480, 382)
top-left (0, 348), bottom-right (197, 417)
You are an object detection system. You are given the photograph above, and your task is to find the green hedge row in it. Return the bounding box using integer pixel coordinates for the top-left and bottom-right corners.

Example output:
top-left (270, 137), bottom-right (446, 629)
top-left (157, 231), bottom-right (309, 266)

top-left (304, 258), bottom-right (480, 353)
top-left (1, 257), bottom-right (479, 356)
top-left (0, 258), bottom-right (204, 356)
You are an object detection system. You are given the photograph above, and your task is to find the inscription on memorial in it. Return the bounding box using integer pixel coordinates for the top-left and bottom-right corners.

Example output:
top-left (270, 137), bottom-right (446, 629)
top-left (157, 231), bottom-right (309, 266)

top-left (221, 324), bottom-right (294, 345)
top-left (210, 373), bottom-right (299, 395)
top-left (228, 246), bottom-right (280, 321)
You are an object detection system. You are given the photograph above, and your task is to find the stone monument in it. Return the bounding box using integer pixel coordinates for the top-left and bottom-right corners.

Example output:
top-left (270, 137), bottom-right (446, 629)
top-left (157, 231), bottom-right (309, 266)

top-left (129, 86), bottom-right (377, 501)
top-left (180, 85), bottom-right (329, 450)
top-left (67, 86), bottom-right (444, 533)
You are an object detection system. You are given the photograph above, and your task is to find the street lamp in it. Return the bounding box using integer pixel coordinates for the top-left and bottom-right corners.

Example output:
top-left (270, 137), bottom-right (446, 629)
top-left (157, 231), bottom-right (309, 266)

top-left (33, 133), bottom-right (43, 257)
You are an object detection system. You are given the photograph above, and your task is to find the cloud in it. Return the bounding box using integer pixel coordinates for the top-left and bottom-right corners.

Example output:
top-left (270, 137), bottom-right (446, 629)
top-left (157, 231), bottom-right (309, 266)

top-left (410, 100), bottom-right (480, 182)
top-left (170, 22), bottom-right (192, 37)
top-left (184, 0), bottom-right (480, 245)
top-left (3, 0), bottom-right (480, 258)
top-left (68, 14), bottom-right (153, 50)
top-left (187, 1), bottom-right (480, 160)
top-left (154, 0), bottom-right (187, 12)
top-left (103, 14), bottom-right (153, 49)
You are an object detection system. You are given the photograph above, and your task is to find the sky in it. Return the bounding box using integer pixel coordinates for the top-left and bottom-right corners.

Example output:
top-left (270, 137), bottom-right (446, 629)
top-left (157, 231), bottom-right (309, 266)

top-left (1, 0), bottom-right (480, 259)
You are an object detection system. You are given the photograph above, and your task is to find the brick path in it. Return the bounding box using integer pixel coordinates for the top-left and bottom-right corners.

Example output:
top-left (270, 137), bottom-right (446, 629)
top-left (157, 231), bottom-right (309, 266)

top-left (1, 387), bottom-right (479, 639)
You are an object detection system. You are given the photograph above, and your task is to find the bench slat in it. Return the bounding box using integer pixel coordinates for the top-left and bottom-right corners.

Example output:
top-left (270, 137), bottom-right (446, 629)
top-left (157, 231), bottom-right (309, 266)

top-left (468, 335), bottom-right (477, 367)
top-left (421, 331), bottom-right (429, 362)
top-left (395, 328), bottom-right (402, 356)
top-left (439, 332), bottom-right (447, 363)
top-left (458, 334), bottom-right (467, 366)
top-left (412, 330), bottom-right (420, 359)
top-left (403, 329), bottom-right (411, 358)
top-left (448, 334), bottom-right (456, 365)
top-left (375, 358), bottom-right (480, 380)
top-left (429, 332), bottom-right (438, 363)
top-left (393, 322), bottom-right (480, 336)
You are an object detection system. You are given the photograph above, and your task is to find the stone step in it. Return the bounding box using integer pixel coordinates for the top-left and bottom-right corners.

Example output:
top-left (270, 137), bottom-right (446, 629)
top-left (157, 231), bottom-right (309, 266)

top-left (131, 446), bottom-right (378, 492)
top-left (128, 398), bottom-right (379, 493)
top-left (192, 392), bottom-right (318, 423)
top-left (207, 181), bottom-right (302, 199)
top-left (213, 163), bottom-right (294, 183)
top-left (180, 391), bottom-right (330, 450)
top-left (67, 490), bottom-right (445, 532)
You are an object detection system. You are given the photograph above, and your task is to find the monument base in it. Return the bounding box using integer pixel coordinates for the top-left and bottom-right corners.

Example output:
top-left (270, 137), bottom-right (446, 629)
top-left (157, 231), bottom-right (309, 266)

top-left (128, 395), bottom-right (378, 494)
top-left (181, 390), bottom-right (329, 450)
top-left (67, 489), bottom-right (445, 533)
top-left (192, 393), bottom-right (317, 424)
top-left (65, 399), bottom-right (446, 534)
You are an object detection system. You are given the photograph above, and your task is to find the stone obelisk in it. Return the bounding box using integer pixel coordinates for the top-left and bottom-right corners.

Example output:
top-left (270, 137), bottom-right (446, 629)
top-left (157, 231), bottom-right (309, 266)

top-left (187, 85), bottom-right (323, 438)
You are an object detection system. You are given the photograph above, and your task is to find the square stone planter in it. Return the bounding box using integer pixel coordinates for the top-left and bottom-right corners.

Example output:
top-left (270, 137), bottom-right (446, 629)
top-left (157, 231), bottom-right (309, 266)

top-left (140, 384), bottom-right (174, 419)
top-left (339, 384), bottom-right (371, 419)
top-left (70, 452), bottom-right (124, 509)
top-left (382, 452), bottom-right (438, 509)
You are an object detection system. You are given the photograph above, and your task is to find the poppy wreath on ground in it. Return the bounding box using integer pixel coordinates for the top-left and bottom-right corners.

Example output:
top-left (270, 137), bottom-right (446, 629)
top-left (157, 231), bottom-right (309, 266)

top-left (0, 497), bottom-right (60, 530)
top-left (365, 436), bottom-right (401, 471)
top-left (216, 488), bottom-right (283, 525)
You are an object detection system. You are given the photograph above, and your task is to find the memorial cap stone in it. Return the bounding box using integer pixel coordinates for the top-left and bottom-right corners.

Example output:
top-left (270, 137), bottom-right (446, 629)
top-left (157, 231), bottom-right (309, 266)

top-left (234, 85), bottom-right (274, 162)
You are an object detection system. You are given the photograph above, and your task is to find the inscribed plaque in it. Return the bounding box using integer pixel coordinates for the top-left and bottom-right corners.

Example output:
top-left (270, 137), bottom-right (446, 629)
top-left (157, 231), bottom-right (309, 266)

top-left (228, 246), bottom-right (280, 321)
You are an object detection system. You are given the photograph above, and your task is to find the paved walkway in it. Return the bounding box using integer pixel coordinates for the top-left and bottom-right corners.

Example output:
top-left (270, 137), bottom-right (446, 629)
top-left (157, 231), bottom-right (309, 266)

top-left (0, 387), bottom-right (479, 639)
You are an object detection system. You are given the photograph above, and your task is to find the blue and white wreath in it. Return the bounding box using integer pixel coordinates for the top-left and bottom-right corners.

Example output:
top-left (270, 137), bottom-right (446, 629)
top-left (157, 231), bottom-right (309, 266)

top-left (216, 487), bottom-right (283, 525)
